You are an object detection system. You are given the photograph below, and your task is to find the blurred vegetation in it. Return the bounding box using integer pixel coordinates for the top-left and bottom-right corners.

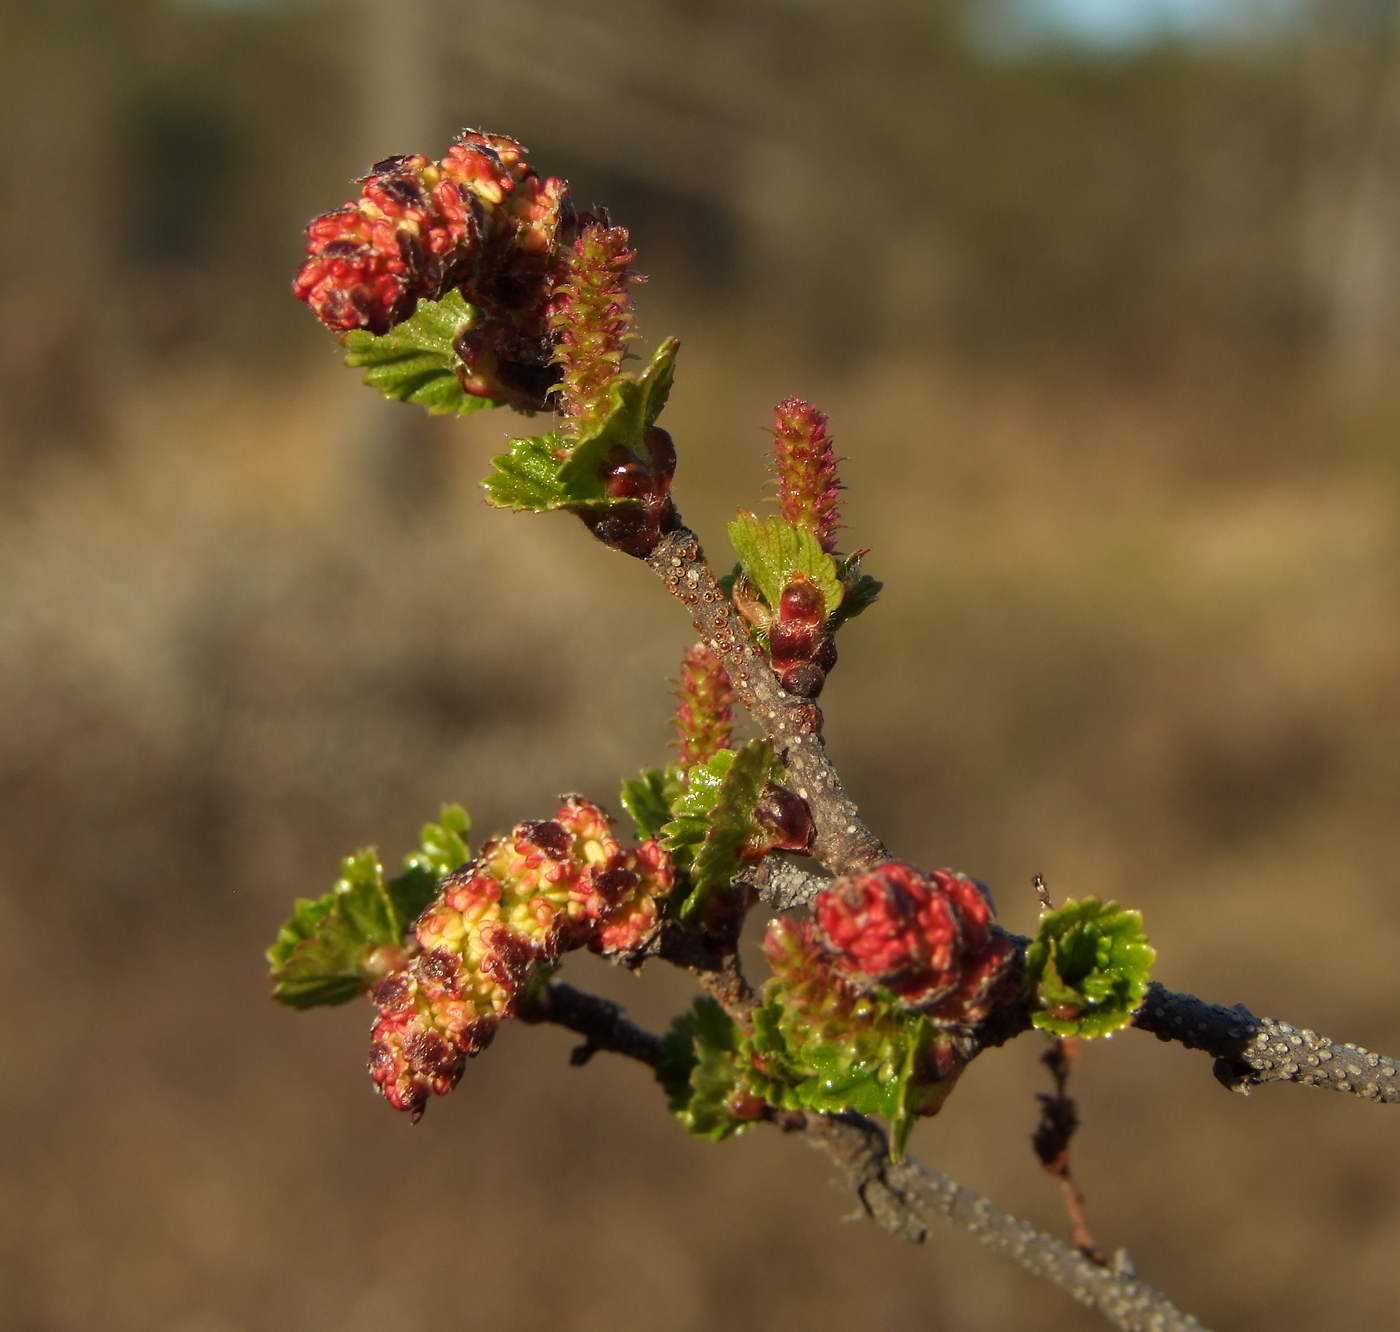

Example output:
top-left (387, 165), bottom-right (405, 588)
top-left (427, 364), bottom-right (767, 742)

top-left (1, 2), bottom-right (1399, 1331)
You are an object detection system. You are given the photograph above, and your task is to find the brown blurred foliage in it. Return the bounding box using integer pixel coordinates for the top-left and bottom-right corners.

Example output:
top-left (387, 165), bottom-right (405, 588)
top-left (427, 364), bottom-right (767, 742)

top-left (1, 2), bottom-right (1399, 1330)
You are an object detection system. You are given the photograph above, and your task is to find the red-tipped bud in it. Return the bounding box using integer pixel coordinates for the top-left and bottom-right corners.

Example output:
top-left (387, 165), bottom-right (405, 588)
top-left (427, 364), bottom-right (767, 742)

top-left (674, 644), bottom-right (735, 771)
top-left (771, 397), bottom-right (843, 553)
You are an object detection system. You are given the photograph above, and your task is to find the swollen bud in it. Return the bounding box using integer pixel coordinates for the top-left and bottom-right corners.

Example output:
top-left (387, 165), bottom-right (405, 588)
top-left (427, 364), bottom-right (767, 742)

top-left (752, 781), bottom-right (814, 853)
top-left (644, 426), bottom-right (676, 490)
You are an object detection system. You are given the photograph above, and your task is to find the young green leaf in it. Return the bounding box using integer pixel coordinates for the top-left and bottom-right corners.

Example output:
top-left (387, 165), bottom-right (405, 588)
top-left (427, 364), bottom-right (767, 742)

top-left (726, 513), bottom-right (844, 620)
top-left (656, 998), bottom-right (756, 1140)
top-left (389, 803), bottom-right (473, 924)
top-left (343, 291), bottom-right (503, 416)
top-left (483, 433), bottom-right (570, 511)
top-left (659, 748), bottom-right (738, 863)
top-left (686, 743), bottom-right (785, 916)
top-left (660, 740), bottom-right (786, 917)
top-left (620, 766), bottom-right (682, 841)
top-left (1024, 897), bottom-right (1155, 1038)
top-left (483, 341), bottom-right (680, 513)
top-left (267, 849), bottom-right (402, 1009)
top-left (826, 553), bottom-right (883, 631)
top-left (407, 803), bottom-right (472, 880)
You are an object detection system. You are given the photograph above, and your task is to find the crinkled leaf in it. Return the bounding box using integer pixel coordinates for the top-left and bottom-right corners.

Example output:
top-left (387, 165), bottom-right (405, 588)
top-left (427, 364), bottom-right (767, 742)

top-left (483, 339), bottom-right (679, 513)
top-left (620, 766), bottom-right (682, 841)
top-left (660, 749), bottom-right (738, 861)
top-left (268, 849), bottom-right (400, 1009)
top-left (266, 894), bottom-right (336, 974)
top-left (555, 338), bottom-right (679, 500)
top-left (390, 803), bottom-right (472, 924)
top-left (385, 864), bottom-right (438, 934)
top-left (483, 433), bottom-right (570, 510)
top-left (827, 554), bottom-right (882, 632)
top-left (726, 513), bottom-right (844, 620)
top-left (747, 990), bottom-right (954, 1160)
top-left (749, 996), bottom-right (905, 1121)
top-left (686, 743), bottom-right (785, 917)
top-left (661, 988), bottom-right (960, 1158)
top-left (636, 336), bottom-right (679, 427)
top-left (405, 803), bottom-right (472, 880)
top-left (1024, 897), bottom-right (1155, 1038)
top-left (343, 291), bottom-right (502, 416)
top-left (657, 998), bottom-right (753, 1140)
top-left (660, 741), bottom-right (785, 918)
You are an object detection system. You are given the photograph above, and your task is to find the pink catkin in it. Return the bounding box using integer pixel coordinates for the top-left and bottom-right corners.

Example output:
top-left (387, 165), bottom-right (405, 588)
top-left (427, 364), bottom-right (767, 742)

top-left (771, 397), bottom-right (843, 553)
top-left (674, 643), bottom-right (735, 771)
top-left (549, 221), bottom-right (642, 436)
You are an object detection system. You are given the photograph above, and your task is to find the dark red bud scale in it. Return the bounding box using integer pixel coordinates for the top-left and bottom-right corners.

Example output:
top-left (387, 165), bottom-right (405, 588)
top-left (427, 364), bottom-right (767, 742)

top-left (644, 426), bottom-right (676, 489)
top-left (580, 501), bottom-right (675, 557)
top-left (779, 662), bottom-right (826, 698)
top-left (778, 575), bottom-right (825, 625)
top-left (752, 782), bottom-right (815, 853)
top-left (768, 618), bottom-right (822, 667)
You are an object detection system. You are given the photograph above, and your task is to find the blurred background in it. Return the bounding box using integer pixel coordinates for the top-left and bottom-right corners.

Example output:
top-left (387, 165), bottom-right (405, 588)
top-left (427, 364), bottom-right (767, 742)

top-left (1, 0), bottom-right (1399, 1328)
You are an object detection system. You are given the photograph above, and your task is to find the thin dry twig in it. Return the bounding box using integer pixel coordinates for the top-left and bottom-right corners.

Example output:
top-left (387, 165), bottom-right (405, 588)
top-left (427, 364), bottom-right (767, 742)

top-left (807, 1112), bottom-right (1207, 1332)
top-left (525, 980), bottom-right (1208, 1332)
top-left (1032, 1036), bottom-right (1109, 1266)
